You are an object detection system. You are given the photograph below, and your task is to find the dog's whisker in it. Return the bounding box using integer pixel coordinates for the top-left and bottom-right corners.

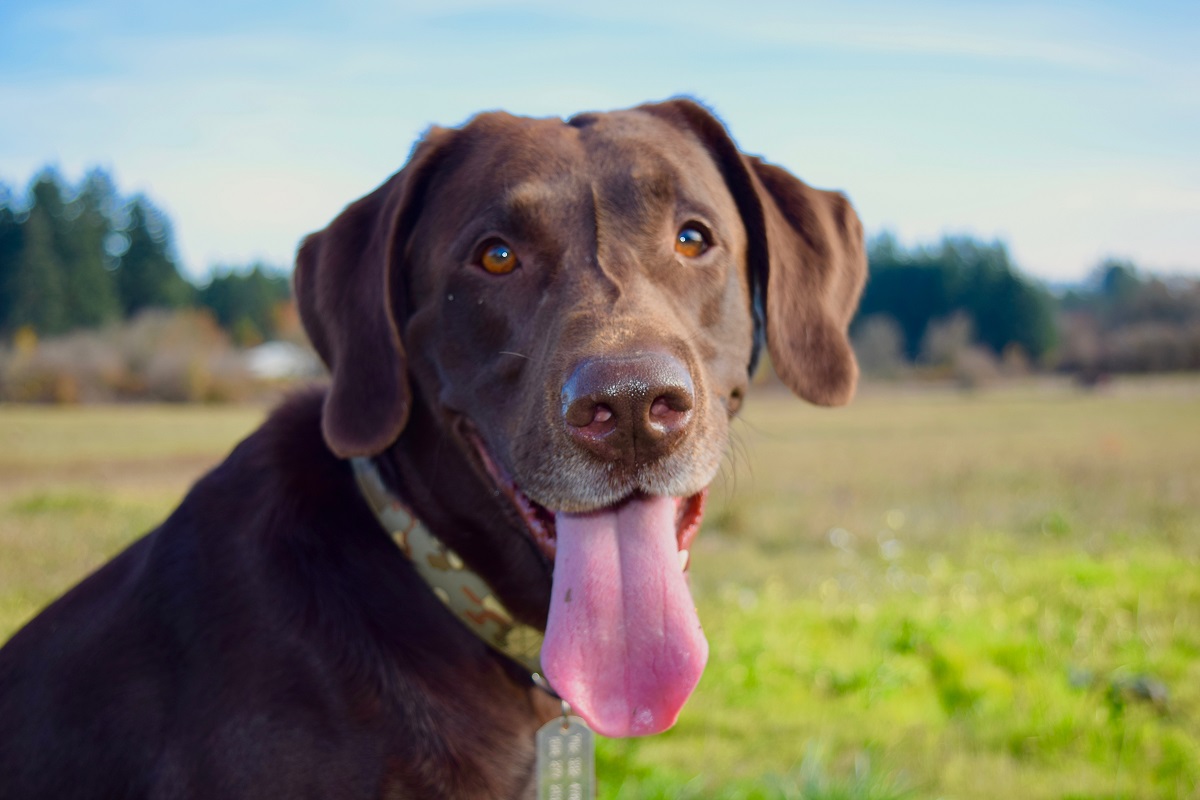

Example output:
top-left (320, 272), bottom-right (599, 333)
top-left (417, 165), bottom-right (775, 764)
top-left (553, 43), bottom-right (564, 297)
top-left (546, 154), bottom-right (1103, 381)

top-left (729, 422), bottom-right (748, 484)
top-left (723, 424), bottom-right (754, 500)
top-left (498, 351), bottom-right (530, 360)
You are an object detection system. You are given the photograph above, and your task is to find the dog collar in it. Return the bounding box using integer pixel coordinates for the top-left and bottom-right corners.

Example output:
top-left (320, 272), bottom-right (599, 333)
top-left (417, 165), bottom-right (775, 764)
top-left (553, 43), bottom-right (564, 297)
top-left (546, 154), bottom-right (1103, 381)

top-left (350, 457), bottom-right (547, 678)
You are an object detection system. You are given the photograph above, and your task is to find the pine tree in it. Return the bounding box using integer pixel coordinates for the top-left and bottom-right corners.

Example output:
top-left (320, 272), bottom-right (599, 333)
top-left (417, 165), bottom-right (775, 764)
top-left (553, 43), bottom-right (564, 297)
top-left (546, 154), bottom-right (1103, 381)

top-left (116, 197), bottom-right (193, 315)
top-left (7, 176), bottom-right (70, 334)
top-left (58, 170), bottom-right (121, 328)
top-left (857, 233), bottom-right (1058, 362)
top-left (198, 263), bottom-right (291, 345)
top-left (0, 185), bottom-right (24, 332)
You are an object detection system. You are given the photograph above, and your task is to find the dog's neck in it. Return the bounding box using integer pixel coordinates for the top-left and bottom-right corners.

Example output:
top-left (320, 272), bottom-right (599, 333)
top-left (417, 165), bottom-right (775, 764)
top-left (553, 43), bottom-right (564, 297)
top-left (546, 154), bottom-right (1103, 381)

top-left (371, 392), bottom-right (555, 625)
top-left (351, 455), bottom-right (552, 685)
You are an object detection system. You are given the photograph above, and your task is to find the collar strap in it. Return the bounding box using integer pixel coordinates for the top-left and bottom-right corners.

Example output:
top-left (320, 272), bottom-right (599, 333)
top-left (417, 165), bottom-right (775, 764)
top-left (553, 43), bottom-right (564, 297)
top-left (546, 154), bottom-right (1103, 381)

top-left (350, 457), bottom-right (546, 677)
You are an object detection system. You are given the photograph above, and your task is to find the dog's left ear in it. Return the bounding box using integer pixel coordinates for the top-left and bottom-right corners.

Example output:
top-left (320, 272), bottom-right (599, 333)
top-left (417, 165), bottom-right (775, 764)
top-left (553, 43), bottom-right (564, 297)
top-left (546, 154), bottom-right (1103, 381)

top-left (294, 127), bottom-right (456, 457)
top-left (640, 99), bottom-right (867, 406)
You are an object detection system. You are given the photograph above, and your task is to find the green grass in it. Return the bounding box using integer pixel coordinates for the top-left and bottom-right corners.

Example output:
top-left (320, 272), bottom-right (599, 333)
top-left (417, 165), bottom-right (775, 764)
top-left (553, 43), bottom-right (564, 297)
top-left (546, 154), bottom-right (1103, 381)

top-left (2, 379), bottom-right (1199, 798)
top-left (0, 404), bottom-right (266, 630)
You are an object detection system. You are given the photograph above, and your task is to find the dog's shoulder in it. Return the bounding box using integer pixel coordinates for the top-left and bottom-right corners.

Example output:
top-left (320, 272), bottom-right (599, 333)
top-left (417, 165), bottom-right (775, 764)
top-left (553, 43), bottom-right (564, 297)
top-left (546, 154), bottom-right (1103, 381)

top-left (0, 389), bottom-right (374, 797)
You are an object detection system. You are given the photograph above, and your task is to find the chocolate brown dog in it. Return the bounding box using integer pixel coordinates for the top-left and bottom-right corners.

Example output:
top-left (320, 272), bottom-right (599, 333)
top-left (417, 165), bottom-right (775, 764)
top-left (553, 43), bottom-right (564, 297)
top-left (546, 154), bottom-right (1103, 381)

top-left (0, 99), bottom-right (865, 798)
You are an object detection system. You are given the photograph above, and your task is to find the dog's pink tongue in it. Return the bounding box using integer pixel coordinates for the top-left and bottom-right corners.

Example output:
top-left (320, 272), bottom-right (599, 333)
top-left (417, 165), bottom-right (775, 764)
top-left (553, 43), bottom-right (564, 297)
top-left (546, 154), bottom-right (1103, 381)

top-left (543, 495), bottom-right (707, 738)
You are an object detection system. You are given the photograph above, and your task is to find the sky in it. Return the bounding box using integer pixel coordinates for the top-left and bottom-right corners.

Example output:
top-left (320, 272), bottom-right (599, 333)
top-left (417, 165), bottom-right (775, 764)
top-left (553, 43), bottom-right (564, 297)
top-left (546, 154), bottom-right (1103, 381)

top-left (1, 0), bottom-right (1197, 283)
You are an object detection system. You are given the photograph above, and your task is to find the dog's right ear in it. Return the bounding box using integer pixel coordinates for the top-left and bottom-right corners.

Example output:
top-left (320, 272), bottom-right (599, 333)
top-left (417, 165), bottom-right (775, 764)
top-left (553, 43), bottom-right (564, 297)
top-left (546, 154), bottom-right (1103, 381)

top-left (638, 98), bottom-right (866, 406)
top-left (294, 128), bottom-right (455, 459)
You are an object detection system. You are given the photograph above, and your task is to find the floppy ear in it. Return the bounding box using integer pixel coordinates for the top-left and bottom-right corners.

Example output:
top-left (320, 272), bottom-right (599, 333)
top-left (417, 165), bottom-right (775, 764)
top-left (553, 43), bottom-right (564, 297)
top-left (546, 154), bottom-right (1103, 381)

top-left (639, 99), bottom-right (867, 406)
top-left (294, 128), bottom-right (455, 457)
top-left (747, 158), bottom-right (866, 404)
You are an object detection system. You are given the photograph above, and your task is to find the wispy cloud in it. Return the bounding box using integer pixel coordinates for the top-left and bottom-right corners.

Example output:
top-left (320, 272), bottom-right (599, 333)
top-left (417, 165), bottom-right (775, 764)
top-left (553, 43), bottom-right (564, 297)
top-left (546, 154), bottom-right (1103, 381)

top-left (0, 0), bottom-right (1196, 279)
top-left (742, 22), bottom-right (1133, 72)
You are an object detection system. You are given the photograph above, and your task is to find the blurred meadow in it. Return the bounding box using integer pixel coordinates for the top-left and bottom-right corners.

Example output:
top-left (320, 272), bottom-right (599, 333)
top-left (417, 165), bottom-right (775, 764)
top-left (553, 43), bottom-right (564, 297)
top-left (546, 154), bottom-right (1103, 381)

top-left (2, 378), bottom-right (1197, 799)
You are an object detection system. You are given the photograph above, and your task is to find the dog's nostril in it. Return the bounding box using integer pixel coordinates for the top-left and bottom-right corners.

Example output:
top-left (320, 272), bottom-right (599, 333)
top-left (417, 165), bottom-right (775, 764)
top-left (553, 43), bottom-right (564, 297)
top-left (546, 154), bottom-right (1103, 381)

top-left (649, 381), bottom-right (693, 416)
top-left (565, 399), bottom-right (595, 428)
top-left (648, 393), bottom-right (690, 434)
top-left (565, 397), bottom-right (617, 430)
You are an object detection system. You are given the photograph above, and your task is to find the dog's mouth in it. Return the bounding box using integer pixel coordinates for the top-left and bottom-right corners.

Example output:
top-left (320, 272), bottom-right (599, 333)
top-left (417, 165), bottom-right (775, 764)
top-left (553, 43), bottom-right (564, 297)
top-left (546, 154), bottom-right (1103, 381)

top-left (472, 435), bottom-right (707, 567)
top-left (468, 433), bottom-right (710, 738)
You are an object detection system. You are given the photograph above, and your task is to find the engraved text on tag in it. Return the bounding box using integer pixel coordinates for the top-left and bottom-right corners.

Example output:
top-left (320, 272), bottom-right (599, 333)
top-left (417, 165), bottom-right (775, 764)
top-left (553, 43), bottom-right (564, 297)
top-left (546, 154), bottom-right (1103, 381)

top-left (535, 715), bottom-right (594, 800)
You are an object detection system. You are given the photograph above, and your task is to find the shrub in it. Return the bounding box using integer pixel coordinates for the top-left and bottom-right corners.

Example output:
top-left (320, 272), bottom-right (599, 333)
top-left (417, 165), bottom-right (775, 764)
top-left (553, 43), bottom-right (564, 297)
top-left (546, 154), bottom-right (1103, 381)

top-left (0, 309), bottom-right (274, 403)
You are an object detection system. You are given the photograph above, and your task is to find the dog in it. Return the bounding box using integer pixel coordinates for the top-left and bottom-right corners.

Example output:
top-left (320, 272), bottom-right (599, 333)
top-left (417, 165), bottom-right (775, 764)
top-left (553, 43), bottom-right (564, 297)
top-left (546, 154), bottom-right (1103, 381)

top-left (0, 98), bottom-right (865, 798)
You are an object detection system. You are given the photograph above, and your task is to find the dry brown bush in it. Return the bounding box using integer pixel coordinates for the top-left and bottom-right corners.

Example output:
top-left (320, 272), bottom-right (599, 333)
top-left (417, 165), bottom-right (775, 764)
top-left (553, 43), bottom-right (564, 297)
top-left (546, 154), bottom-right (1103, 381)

top-left (852, 314), bottom-right (908, 379)
top-left (1057, 312), bottom-right (1200, 376)
top-left (0, 310), bottom-right (267, 403)
top-left (1104, 322), bottom-right (1200, 372)
top-left (917, 313), bottom-right (1000, 389)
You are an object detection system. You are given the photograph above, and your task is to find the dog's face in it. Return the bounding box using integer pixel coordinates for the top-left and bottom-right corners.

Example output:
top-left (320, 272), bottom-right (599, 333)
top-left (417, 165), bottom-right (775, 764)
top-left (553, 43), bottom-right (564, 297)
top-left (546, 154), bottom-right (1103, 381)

top-left (403, 108), bottom-right (753, 515)
top-left (295, 99), bottom-right (865, 738)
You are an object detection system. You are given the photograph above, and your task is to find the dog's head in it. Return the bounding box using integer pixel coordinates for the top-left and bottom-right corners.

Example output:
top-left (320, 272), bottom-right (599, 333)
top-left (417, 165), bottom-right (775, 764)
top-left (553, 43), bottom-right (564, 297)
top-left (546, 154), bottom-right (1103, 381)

top-left (295, 99), bottom-right (865, 737)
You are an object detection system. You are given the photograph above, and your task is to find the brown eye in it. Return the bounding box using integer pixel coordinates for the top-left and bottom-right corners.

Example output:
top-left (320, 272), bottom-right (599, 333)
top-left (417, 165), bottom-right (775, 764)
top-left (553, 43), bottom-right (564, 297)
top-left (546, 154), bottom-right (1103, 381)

top-left (479, 241), bottom-right (518, 274)
top-left (675, 225), bottom-right (709, 258)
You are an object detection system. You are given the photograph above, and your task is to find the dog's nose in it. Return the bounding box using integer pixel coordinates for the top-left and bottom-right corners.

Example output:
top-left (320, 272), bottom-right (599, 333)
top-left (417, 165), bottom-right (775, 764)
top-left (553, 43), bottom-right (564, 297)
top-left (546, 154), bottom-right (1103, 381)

top-left (561, 352), bottom-right (694, 464)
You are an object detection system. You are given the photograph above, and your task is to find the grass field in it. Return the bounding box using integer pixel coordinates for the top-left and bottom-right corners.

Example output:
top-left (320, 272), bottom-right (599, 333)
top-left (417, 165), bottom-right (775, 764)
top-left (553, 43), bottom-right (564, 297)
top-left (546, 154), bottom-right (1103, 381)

top-left (1, 379), bottom-right (1198, 799)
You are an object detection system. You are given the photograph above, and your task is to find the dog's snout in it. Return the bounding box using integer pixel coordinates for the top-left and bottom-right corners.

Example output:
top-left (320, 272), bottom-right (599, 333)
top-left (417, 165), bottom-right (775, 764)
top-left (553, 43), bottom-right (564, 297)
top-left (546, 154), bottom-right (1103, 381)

top-left (561, 352), bottom-right (694, 464)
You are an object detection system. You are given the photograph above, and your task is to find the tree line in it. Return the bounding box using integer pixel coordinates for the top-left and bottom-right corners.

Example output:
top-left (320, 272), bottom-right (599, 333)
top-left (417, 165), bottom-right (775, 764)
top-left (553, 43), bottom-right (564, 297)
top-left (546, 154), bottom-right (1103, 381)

top-left (3, 166), bottom-right (1198, 376)
top-left (1057, 259), bottom-right (1200, 375)
top-left (855, 233), bottom-right (1058, 363)
top-left (0, 169), bottom-right (290, 345)
top-left (853, 234), bottom-right (1199, 376)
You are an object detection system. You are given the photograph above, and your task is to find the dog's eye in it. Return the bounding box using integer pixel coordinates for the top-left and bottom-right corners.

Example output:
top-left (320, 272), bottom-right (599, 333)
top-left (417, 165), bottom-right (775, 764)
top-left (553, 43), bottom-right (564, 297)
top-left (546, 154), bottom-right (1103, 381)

top-left (675, 225), bottom-right (710, 258)
top-left (478, 240), bottom-right (518, 275)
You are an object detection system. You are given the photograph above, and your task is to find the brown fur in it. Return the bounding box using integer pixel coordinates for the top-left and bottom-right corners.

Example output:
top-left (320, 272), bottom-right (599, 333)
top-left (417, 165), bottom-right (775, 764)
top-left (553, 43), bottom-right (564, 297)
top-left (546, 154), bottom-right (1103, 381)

top-left (0, 99), bottom-right (864, 799)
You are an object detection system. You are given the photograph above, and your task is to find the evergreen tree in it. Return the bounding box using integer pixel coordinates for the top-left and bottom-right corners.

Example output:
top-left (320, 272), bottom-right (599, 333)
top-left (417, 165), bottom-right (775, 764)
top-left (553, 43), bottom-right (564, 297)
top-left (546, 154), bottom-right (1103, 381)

top-left (6, 175), bottom-right (70, 334)
top-left (856, 233), bottom-right (1059, 362)
top-left (58, 169), bottom-right (121, 328)
top-left (198, 263), bottom-right (291, 345)
top-left (1099, 258), bottom-right (1140, 303)
top-left (0, 184), bottom-right (24, 332)
top-left (859, 236), bottom-right (954, 360)
top-left (116, 197), bottom-right (193, 315)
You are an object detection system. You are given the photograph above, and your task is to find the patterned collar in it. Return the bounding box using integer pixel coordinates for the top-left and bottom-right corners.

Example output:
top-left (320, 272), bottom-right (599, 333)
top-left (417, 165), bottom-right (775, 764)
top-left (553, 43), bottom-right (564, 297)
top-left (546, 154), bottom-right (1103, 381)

top-left (350, 457), bottom-right (547, 678)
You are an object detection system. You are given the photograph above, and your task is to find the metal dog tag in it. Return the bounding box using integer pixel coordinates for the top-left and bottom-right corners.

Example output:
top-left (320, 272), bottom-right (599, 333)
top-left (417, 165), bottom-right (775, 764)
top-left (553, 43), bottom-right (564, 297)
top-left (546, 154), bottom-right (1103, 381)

top-left (536, 715), bottom-right (595, 800)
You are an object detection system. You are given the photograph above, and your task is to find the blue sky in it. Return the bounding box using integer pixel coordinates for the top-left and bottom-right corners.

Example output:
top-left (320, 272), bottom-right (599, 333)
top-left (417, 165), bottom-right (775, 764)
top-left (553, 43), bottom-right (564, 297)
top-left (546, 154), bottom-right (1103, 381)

top-left (1, 0), bottom-right (1197, 282)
